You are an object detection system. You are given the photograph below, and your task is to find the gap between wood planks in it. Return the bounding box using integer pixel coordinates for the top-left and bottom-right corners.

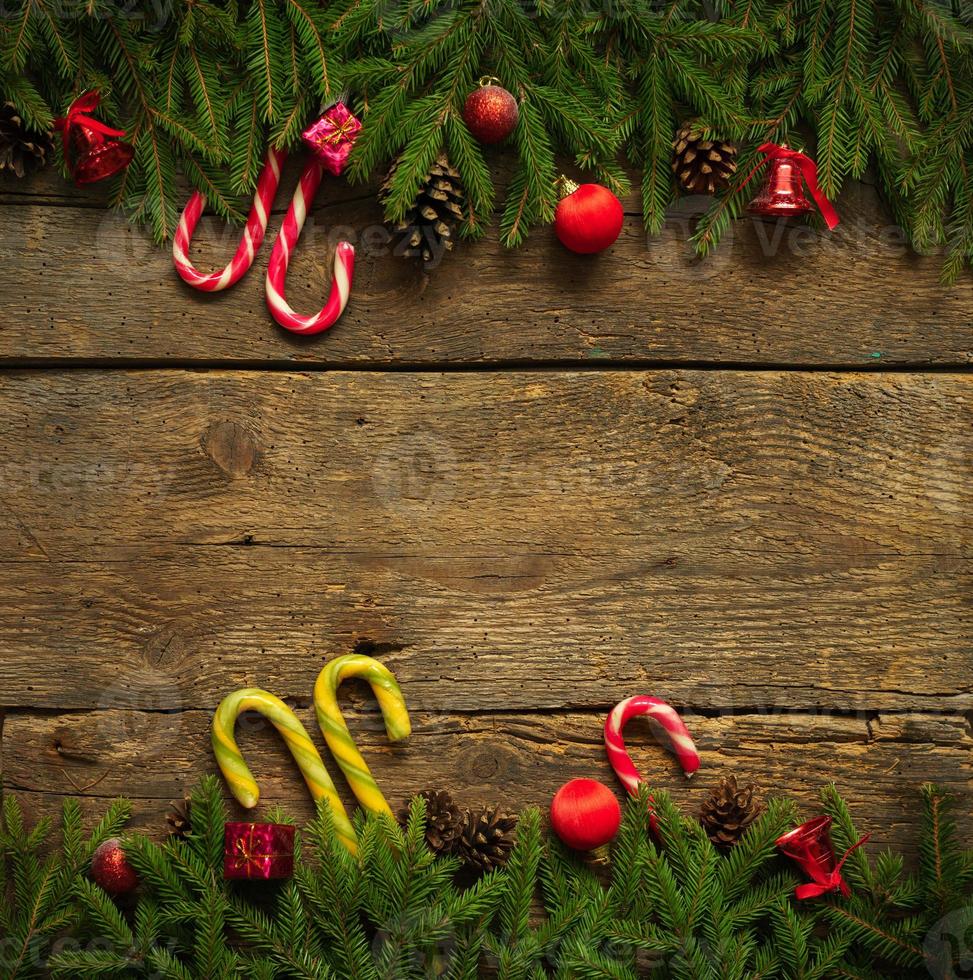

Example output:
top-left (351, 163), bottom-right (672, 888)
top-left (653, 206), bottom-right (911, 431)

top-left (0, 358), bottom-right (971, 373)
top-left (1, 704), bottom-right (969, 725)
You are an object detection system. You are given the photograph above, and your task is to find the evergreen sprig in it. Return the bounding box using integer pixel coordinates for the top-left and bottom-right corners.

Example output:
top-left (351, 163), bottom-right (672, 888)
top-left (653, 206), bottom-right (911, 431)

top-left (1, 0), bottom-right (971, 279)
top-left (812, 782), bottom-right (973, 978)
top-left (0, 794), bottom-right (130, 979)
top-left (3, 778), bottom-right (972, 977)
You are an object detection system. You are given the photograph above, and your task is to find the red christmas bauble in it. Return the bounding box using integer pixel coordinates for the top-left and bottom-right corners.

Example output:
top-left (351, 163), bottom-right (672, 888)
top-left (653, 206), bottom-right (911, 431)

top-left (462, 82), bottom-right (519, 144)
top-left (550, 779), bottom-right (622, 851)
top-left (554, 181), bottom-right (624, 254)
top-left (91, 838), bottom-right (139, 895)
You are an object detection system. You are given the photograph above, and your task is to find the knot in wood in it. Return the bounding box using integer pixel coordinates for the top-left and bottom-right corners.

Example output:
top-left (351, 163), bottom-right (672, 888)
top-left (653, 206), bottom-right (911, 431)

top-left (201, 420), bottom-right (259, 478)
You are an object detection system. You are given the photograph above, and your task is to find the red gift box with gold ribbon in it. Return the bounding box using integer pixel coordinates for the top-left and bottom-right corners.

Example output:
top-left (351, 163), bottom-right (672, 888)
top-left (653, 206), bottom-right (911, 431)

top-left (223, 821), bottom-right (295, 880)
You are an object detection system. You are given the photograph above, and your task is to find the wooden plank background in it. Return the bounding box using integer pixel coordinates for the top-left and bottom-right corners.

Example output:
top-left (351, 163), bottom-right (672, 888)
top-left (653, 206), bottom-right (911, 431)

top-left (0, 168), bottom-right (970, 859)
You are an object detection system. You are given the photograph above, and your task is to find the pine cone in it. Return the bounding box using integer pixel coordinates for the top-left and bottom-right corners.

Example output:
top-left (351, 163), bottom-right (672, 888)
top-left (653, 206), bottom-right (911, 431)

top-left (699, 776), bottom-right (764, 848)
top-left (0, 102), bottom-right (53, 179)
top-left (671, 122), bottom-right (737, 195)
top-left (456, 805), bottom-right (517, 874)
top-left (397, 789), bottom-right (464, 856)
top-left (381, 153), bottom-right (466, 265)
top-left (165, 796), bottom-right (192, 840)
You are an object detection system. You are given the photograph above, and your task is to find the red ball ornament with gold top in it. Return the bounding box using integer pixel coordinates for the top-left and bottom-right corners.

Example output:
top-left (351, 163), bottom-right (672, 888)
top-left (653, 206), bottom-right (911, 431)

top-left (462, 78), bottom-right (519, 145)
top-left (553, 176), bottom-right (625, 254)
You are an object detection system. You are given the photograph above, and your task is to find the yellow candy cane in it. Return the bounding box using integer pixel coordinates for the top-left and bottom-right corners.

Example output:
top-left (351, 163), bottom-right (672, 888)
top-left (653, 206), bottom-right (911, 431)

top-left (211, 687), bottom-right (358, 853)
top-left (313, 654), bottom-right (411, 817)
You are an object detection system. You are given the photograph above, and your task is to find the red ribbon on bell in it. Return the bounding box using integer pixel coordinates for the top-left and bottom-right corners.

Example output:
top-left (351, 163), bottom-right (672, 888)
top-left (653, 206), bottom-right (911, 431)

top-left (55, 92), bottom-right (134, 186)
top-left (776, 814), bottom-right (870, 900)
top-left (745, 143), bottom-right (840, 230)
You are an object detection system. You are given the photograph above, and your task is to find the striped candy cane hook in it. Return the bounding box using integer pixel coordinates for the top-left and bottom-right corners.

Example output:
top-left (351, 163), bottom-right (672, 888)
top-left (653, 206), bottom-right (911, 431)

top-left (265, 158), bottom-right (355, 335)
top-left (212, 687), bottom-right (358, 853)
top-left (173, 148), bottom-right (286, 291)
top-left (605, 696), bottom-right (700, 830)
top-left (313, 654), bottom-right (411, 818)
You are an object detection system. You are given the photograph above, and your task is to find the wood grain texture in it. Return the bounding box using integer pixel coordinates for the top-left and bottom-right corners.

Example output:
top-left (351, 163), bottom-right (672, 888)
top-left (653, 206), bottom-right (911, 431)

top-left (0, 369), bottom-right (969, 718)
top-left (1, 172), bottom-right (970, 367)
top-left (2, 166), bottom-right (969, 872)
top-left (4, 708), bottom-right (970, 854)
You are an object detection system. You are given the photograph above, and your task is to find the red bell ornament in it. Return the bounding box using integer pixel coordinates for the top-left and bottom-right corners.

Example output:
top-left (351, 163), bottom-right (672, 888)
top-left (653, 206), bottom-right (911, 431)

top-left (745, 143), bottom-right (839, 230)
top-left (776, 815), bottom-right (870, 900)
top-left (55, 92), bottom-right (134, 186)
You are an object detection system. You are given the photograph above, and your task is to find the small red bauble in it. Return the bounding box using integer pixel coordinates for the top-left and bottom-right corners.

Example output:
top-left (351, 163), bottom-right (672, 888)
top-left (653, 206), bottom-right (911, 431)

top-left (91, 837), bottom-right (139, 895)
top-left (550, 778), bottom-right (622, 851)
top-left (462, 79), bottom-right (519, 145)
top-left (554, 179), bottom-right (624, 254)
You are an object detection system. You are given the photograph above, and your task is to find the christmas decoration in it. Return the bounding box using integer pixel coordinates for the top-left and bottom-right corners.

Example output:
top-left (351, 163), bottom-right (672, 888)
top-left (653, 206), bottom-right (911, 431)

top-left (165, 796), bottom-right (192, 840)
top-left (212, 686), bottom-right (358, 854)
top-left (549, 778), bottom-right (621, 852)
top-left (262, 102), bottom-right (361, 334)
top-left (53, 92), bottom-right (133, 186)
top-left (0, 102), bottom-right (52, 178)
top-left (223, 821), bottom-right (295, 880)
top-left (262, 166), bottom-right (355, 335)
top-left (553, 178), bottom-right (624, 254)
top-left (4, 779), bottom-right (968, 979)
top-left (456, 804), bottom-right (518, 874)
top-left (671, 121), bottom-right (738, 195)
top-left (776, 814), bottom-right (871, 900)
top-left (174, 103), bottom-right (359, 335)
top-left (90, 837), bottom-right (138, 895)
top-left (397, 789), bottom-right (464, 855)
top-left (745, 143), bottom-right (840, 230)
top-left (604, 695), bottom-right (700, 801)
top-left (301, 101), bottom-right (362, 175)
top-left (699, 775), bottom-right (764, 847)
top-left (173, 148), bottom-right (284, 292)
top-left (313, 654), bottom-right (411, 818)
top-left (213, 656), bottom-right (408, 856)
top-left (382, 153), bottom-right (466, 265)
top-left (462, 78), bottom-right (519, 145)
top-left (2, 1), bottom-right (969, 279)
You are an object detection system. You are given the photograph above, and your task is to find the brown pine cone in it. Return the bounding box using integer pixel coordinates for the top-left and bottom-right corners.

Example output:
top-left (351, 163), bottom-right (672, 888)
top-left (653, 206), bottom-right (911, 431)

top-left (397, 789), bottom-right (464, 856)
top-left (166, 796), bottom-right (192, 840)
top-left (0, 102), bottom-right (53, 179)
top-left (456, 805), bottom-right (517, 874)
top-left (699, 775), bottom-right (764, 848)
top-left (671, 122), bottom-right (737, 195)
top-left (381, 153), bottom-right (466, 266)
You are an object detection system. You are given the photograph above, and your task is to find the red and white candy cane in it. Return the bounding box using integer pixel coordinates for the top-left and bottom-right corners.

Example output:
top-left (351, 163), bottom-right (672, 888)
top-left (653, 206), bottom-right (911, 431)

top-left (264, 159), bottom-right (354, 336)
top-left (605, 696), bottom-right (700, 806)
top-left (173, 148), bottom-right (286, 291)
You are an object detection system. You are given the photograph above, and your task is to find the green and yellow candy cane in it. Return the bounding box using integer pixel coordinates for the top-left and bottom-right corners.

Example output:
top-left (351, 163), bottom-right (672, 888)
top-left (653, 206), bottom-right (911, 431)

top-left (313, 654), bottom-right (411, 817)
top-left (211, 687), bottom-right (359, 853)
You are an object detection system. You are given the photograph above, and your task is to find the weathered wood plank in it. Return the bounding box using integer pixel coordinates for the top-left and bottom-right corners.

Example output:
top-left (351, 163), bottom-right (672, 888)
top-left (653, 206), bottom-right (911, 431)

top-left (4, 708), bottom-right (970, 855)
top-left (0, 370), bottom-right (969, 714)
top-left (1, 171), bottom-right (970, 366)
